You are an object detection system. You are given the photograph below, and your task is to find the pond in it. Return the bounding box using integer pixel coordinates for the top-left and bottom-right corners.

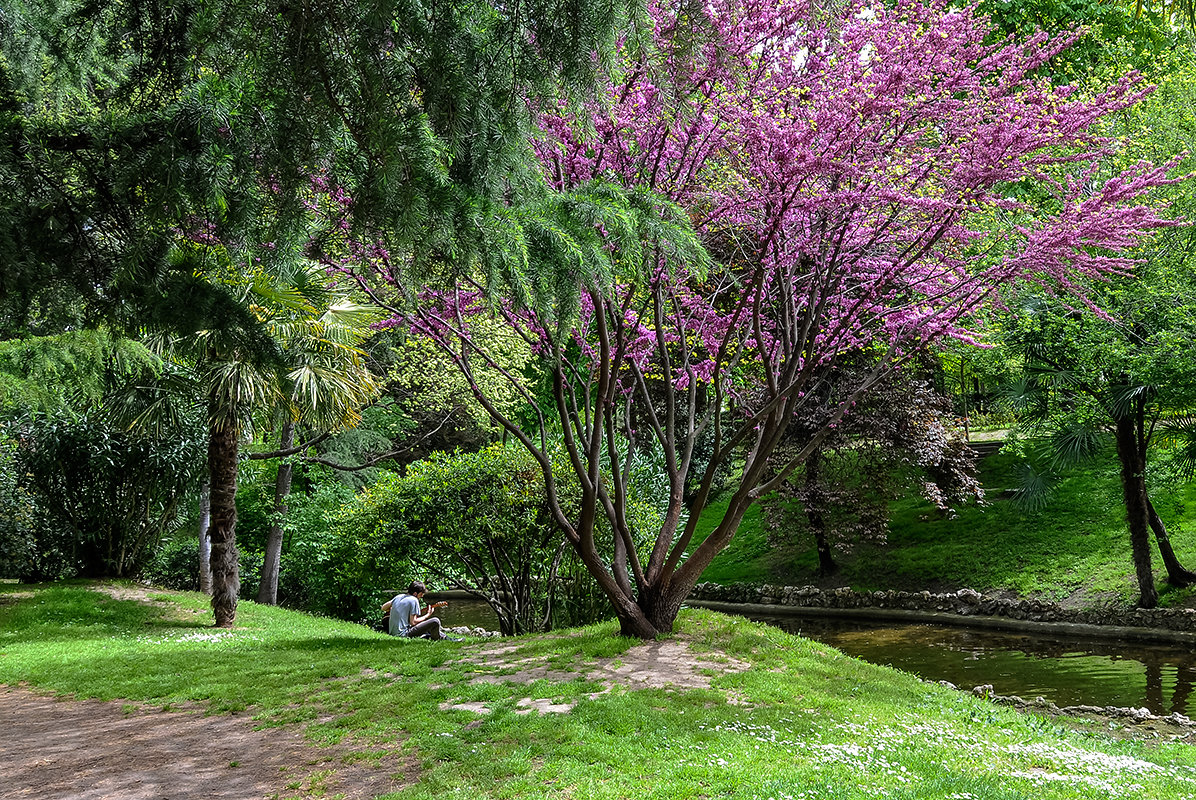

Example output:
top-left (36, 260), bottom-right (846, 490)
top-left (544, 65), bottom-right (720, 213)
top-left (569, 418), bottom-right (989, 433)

top-left (424, 594), bottom-right (499, 629)
top-left (424, 594), bottom-right (1196, 716)
top-left (749, 613), bottom-right (1196, 716)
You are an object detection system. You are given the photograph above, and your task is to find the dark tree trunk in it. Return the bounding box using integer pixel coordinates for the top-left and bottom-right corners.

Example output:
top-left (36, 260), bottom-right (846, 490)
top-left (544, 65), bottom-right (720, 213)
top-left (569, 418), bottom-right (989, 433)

top-left (813, 527), bottom-right (838, 577)
top-left (1146, 498), bottom-right (1196, 587)
top-left (1114, 413), bottom-right (1157, 608)
top-left (618, 582), bottom-right (681, 639)
top-left (208, 420), bottom-right (240, 627)
top-left (257, 421), bottom-right (295, 605)
top-left (804, 449), bottom-right (838, 576)
top-left (198, 481), bottom-right (212, 595)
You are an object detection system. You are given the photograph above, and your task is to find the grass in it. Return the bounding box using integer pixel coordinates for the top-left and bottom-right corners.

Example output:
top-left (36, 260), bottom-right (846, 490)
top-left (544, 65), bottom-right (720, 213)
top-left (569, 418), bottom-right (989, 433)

top-left (3, 581), bottom-right (1196, 799)
top-left (694, 451), bottom-right (1196, 608)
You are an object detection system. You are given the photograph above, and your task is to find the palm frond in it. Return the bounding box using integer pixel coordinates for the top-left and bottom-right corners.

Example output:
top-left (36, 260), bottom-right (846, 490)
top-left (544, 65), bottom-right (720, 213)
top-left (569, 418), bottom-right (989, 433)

top-left (1158, 414), bottom-right (1196, 478)
top-left (1049, 422), bottom-right (1104, 469)
top-left (999, 376), bottom-right (1050, 422)
top-left (1010, 461), bottom-right (1058, 513)
top-left (1107, 382), bottom-right (1157, 419)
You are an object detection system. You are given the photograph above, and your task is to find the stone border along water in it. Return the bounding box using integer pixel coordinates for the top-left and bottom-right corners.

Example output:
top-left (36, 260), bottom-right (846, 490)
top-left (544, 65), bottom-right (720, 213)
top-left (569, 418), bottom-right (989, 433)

top-left (687, 583), bottom-right (1196, 644)
top-left (956, 683), bottom-right (1196, 729)
top-left (687, 583), bottom-right (1196, 728)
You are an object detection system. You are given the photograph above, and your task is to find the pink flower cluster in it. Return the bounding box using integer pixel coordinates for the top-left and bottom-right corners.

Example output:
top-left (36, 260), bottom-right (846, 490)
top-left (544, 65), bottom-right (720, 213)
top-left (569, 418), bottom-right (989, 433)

top-left (515, 0), bottom-right (1179, 400)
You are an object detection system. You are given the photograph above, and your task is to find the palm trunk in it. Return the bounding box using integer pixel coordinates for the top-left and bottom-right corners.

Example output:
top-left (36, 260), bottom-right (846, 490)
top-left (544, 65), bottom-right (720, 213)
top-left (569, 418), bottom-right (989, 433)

top-left (1114, 413), bottom-right (1157, 608)
top-left (1146, 498), bottom-right (1196, 587)
top-left (257, 421), bottom-right (295, 605)
top-left (208, 417), bottom-right (240, 627)
top-left (198, 481), bottom-right (212, 595)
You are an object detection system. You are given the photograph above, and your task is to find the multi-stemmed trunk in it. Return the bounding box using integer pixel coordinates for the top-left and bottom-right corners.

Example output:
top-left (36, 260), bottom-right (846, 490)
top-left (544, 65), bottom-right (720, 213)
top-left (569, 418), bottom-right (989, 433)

top-left (208, 414), bottom-right (240, 627)
top-left (1147, 498), bottom-right (1196, 588)
top-left (598, 492), bottom-right (758, 639)
top-left (1112, 396), bottom-right (1196, 607)
top-left (257, 421), bottom-right (295, 605)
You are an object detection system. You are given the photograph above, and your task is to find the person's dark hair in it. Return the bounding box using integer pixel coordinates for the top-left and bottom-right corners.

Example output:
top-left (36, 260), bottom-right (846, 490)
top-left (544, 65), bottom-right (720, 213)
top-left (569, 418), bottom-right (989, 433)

top-left (406, 580), bottom-right (427, 595)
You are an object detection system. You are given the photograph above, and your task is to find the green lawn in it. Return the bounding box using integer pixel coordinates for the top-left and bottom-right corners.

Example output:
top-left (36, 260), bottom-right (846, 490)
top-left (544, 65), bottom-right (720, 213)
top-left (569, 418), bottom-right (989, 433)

top-left (2, 582), bottom-right (1195, 799)
top-left (693, 452), bottom-right (1196, 608)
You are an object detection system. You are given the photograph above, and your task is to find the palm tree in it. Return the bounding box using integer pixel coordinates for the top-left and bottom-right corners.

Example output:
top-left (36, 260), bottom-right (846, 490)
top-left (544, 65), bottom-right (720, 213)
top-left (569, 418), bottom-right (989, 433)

top-left (1004, 291), bottom-right (1196, 609)
top-left (250, 275), bottom-right (383, 607)
top-left (132, 262), bottom-right (381, 625)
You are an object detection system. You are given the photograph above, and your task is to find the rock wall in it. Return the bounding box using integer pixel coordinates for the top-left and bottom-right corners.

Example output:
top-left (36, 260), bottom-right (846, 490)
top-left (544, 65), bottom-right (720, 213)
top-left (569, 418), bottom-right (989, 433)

top-left (689, 583), bottom-right (1196, 633)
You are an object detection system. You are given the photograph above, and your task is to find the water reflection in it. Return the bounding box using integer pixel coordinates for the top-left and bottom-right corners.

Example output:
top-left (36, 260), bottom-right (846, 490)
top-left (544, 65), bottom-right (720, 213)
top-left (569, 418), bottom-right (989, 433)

top-left (423, 595), bottom-right (500, 629)
top-left (752, 614), bottom-right (1196, 716)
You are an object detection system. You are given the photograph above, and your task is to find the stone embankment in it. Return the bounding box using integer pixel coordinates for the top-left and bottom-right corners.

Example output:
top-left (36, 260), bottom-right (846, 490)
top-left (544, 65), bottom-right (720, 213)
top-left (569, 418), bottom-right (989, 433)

top-left (954, 683), bottom-right (1196, 733)
top-left (688, 583), bottom-right (1196, 643)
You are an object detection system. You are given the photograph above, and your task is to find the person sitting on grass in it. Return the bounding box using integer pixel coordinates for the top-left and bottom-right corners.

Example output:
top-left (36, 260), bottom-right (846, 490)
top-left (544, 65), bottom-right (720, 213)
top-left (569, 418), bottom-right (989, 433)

top-left (382, 581), bottom-right (449, 639)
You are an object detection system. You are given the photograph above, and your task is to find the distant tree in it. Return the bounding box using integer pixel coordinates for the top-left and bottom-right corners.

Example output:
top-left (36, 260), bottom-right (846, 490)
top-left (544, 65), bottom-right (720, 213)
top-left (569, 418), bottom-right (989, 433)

top-left (979, 0), bottom-right (1177, 83)
top-left (1003, 275), bottom-right (1196, 607)
top-left (353, 0), bottom-right (1179, 637)
top-left (1001, 55), bottom-right (1196, 608)
top-left (0, 330), bottom-right (156, 414)
top-left (763, 363), bottom-right (982, 576)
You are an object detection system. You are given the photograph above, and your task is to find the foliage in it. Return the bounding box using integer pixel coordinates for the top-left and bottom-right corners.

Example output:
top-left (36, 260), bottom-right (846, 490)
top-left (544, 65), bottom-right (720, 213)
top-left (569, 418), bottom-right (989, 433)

top-left (0, 329), bottom-right (158, 414)
top-left (330, 445), bottom-right (658, 634)
top-left (0, 427), bottom-right (49, 579)
top-left (0, 0), bottom-right (639, 338)
top-left (231, 462), bottom-right (356, 608)
top-left (762, 365), bottom-right (983, 574)
top-left (979, 0), bottom-right (1178, 83)
top-left (359, 0), bottom-right (1181, 636)
top-left (7, 413), bottom-right (204, 579)
top-left (3, 584), bottom-right (1196, 800)
top-left (140, 538), bottom-right (203, 592)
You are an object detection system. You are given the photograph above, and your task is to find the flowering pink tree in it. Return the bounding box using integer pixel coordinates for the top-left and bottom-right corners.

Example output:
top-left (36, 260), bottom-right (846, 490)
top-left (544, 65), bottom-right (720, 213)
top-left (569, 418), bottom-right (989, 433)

top-left (352, 0), bottom-right (1180, 637)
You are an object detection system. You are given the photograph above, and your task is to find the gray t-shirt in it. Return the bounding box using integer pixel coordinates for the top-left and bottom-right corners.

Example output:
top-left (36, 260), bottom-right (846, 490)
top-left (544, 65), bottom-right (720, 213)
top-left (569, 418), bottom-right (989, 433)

top-left (388, 594), bottom-right (421, 636)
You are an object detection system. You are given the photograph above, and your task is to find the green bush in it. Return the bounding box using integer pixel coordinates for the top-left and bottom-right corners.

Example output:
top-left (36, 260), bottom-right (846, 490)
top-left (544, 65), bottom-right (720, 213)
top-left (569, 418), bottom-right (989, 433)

top-left (231, 461), bottom-right (357, 610)
top-left (140, 538), bottom-right (201, 591)
top-left (330, 444), bottom-right (621, 634)
top-left (5, 413), bottom-right (203, 579)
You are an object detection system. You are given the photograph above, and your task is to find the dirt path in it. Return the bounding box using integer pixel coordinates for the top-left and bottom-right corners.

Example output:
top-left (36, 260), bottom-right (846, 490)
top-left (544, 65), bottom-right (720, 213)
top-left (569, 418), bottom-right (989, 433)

top-left (0, 687), bottom-right (414, 800)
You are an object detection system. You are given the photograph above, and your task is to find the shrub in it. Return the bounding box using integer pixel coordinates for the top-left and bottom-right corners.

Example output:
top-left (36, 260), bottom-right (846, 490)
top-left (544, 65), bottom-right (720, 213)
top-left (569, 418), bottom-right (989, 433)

top-left (331, 444), bottom-right (629, 634)
top-left (6, 413), bottom-right (203, 579)
top-left (140, 537), bottom-right (201, 591)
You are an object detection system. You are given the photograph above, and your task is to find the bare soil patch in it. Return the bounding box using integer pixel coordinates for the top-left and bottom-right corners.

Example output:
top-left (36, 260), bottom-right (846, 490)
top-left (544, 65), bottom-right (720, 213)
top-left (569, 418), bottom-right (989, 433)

top-left (0, 590), bottom-right (34, 605)
top-left (463, 636), bottom-right (748, 691)
top-left (441, 635), bottom-right (751, 714)
top-left (0, 687), bottom-right (415, 800)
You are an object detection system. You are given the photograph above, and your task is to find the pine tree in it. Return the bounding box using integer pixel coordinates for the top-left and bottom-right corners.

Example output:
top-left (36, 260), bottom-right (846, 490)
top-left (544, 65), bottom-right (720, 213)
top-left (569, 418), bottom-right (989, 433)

top-left (1, 0), bottom-right (641, 334)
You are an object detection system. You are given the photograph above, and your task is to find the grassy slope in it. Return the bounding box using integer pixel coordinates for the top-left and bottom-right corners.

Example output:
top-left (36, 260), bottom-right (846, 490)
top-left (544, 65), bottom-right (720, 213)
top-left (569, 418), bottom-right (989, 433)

top-left (2, 582), bottom-right (1195, 800)
top-left (694, 452), bottom-right (1196, 607)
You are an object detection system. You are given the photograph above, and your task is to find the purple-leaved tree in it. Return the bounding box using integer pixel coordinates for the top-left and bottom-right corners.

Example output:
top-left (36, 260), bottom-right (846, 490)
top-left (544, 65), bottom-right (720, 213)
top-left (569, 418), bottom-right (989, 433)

top-left (349, 0), bottom-right (1181, 637)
